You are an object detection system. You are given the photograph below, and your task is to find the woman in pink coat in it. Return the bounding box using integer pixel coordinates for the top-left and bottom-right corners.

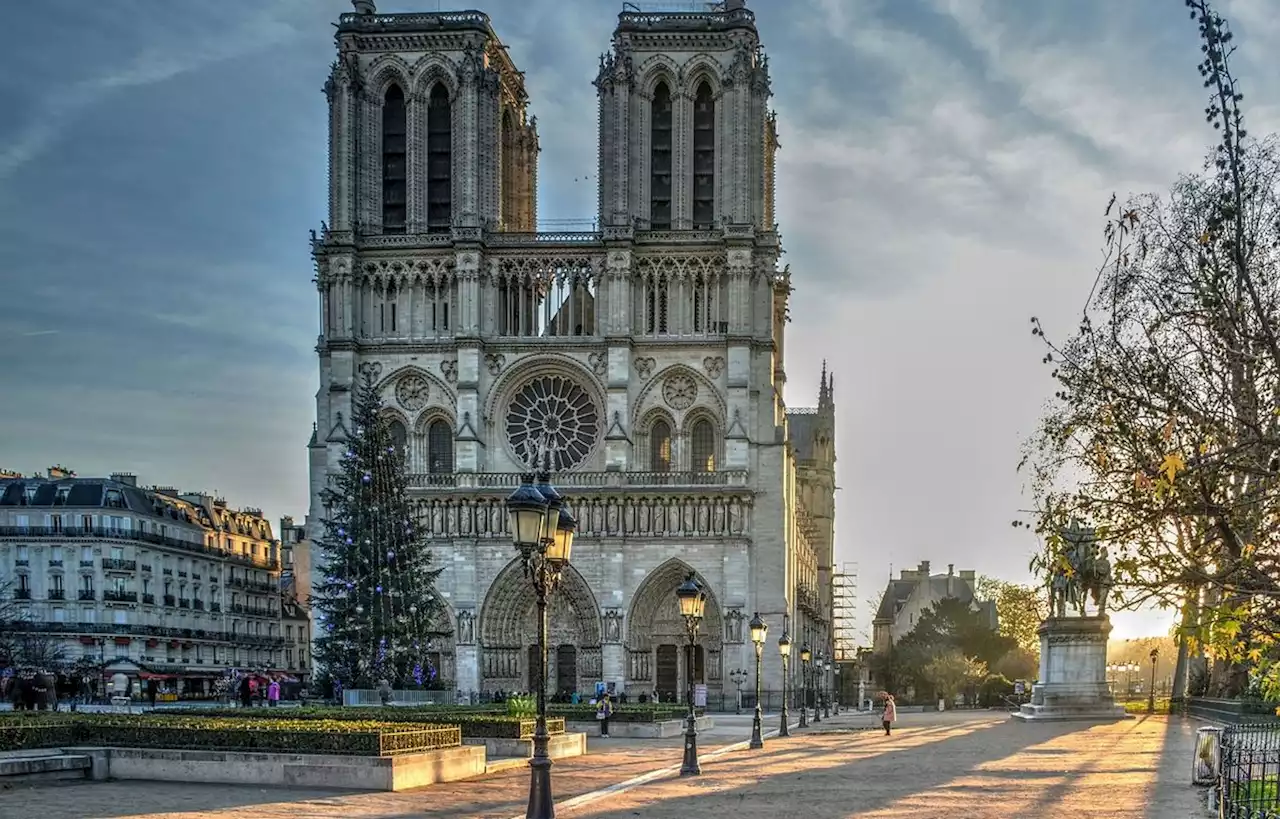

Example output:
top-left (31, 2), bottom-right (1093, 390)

top-left (882, 694), bottom-right (897, 736)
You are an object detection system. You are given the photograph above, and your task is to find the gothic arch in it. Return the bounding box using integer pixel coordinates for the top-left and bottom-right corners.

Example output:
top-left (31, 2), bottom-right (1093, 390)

top-left (411, 57), bottom-right (460, 102)
top-left (625, 558), bottom-right (723, 652)
top-left (373, 365), bottom-right (456, 408)
top-left (631, 363), bottom-right (725, 430)
top-left (636, 406), bottom-right (676, 471)
top-left (636, 55), bottom-right (680, 99)
top-left (483, 353), bottom-right (607, 467)
top-left (368, 55), bottom-right (414, 99)
top-left (479, 558), bottom-right (604, 692)
top-left (679, 55), bottom-right (726, 99)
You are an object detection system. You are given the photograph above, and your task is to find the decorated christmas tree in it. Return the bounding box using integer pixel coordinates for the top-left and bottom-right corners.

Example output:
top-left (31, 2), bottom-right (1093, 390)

top-left (312, 372), bottom-right (446, 690)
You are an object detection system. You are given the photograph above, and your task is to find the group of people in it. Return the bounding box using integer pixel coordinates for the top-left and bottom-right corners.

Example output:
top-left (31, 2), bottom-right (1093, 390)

top-left (3, 668), bottom-right (58, 710)
top-left (235, 673), bottom-right (282, 707)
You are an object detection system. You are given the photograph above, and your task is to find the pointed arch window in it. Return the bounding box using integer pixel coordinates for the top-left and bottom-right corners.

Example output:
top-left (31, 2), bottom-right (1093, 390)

top-left (650, 82), bottom-right (673, 230)
top-left (427, 83), bottom-right (453, 232)
top-left (692, 81), bottom-right (715, 228)
top-left (382, 85), bottom-right (407, 234)
top-left (650, 420), bottom-right (672, 472)
top-left (690, 419), bottom-right (716, 473)
top-left (501, 108), bottom-right (517, 229)
top-left (387, 419), bottom-right (408, 456)
top-left (427, 419), bottom-right (453, 474)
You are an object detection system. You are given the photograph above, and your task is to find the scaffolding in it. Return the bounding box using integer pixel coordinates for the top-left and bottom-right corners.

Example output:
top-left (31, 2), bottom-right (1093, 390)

top-left (833, 562), bottom-right (859, 662)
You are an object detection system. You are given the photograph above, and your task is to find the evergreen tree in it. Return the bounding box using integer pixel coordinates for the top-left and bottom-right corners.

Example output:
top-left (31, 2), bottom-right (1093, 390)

top-left (312, 373), bottom-right (446, 690)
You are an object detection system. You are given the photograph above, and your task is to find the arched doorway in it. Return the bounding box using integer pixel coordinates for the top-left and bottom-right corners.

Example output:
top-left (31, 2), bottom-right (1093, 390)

top-left (625, 559), bottom-right (723, 703)
top-left (479, 559), bottom-right (603, 695)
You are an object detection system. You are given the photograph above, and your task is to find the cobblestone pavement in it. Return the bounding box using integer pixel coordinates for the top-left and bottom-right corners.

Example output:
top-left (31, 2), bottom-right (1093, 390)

top-left (1, 712), bottom-right (1208, 818)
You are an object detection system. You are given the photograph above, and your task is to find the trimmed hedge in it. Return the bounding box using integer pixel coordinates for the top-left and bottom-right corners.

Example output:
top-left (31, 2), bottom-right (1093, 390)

top-left (0, 715), bottom-right (461, 757)
top-left (150, 707), bottom-right (564, 740)
top-left (547, 704), bottom-right (687, 723)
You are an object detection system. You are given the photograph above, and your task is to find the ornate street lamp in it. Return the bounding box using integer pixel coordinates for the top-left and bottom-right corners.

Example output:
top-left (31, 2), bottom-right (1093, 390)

top-left (1147, 648), bottom-right (1159, 714)
top-left (822, 656), bottom-right (831, 718)
top-left (729, 668), bottom-right (748, 714)
top-left (799, 643), bottom-right (811, 728)
top-left (833, 664), bottom-right (841, 715)
top-left (507, 472), bottom-right (577, 819)
top-left (748, 612), bottom-right (768, 750)
top-left (676, 573), bottom-right (707, 776)
top-left (777, 624), bottom-right (791, 737)
top-left (813, 651), bottom-right (824, 724)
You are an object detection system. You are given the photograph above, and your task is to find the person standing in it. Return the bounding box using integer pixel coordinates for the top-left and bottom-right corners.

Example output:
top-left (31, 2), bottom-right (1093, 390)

top-left (238, 675), bottom-right (253, 708)
top-left (267, 678), bottom-right (280, 707)
top-left (882, 694), bottom-right (897, 736)
top-left (596, 692), bottom-right (614, 739)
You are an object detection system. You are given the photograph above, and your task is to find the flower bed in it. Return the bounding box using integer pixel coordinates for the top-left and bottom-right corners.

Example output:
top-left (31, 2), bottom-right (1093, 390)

top-left (0, 715), bottom-right (461, 756)
top-left (150, 707), bottom-right (563, 740)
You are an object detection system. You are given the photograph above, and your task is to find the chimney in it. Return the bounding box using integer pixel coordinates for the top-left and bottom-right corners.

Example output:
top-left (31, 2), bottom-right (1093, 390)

top-left (110, 472), bottom-right (138, 487)
top-left (918, 560), bottom-right (931, 576)
top-left (47, 465), bottom-right (76, 479)
top-left (947, 565), bottom-right (955, 596)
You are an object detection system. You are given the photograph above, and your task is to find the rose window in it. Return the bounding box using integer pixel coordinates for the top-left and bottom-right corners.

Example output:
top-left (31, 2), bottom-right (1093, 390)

top-left (505, 375), bottom-right (600, 471)
top-left (395, 374), bottom-right (429, 412)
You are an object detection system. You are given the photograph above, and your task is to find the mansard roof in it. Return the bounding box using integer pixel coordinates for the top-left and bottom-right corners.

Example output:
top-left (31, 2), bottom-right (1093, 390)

top-left (0, 476), bottom-right (205, 527)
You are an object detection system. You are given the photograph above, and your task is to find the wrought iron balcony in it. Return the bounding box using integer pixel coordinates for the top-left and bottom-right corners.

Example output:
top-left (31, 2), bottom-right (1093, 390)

top-left (104, 590), bottom-right (137, 603)
top-left (48, 559), bottom-right (63, 568)
top-left (15, 588), bottom-right (31, 600)
top-left (47, 589), bottom-right (65, 600)
top-left (0, 526), bottom-right (280, 572)
top-left (178, 598), bottom-right (191, 609)
top-left (103, 558), bottom-right (137, 572)
top-left (142, 593), bottom-right (156, 605)
top-left (163, 594), bottom-right (176, 607)
top-left (78, 589), bottom-right (96, 601)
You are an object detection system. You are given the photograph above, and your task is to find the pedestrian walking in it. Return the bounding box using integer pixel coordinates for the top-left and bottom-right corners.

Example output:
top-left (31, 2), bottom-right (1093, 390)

top-left (596, 692), bottom-right (613, 738)
top-left (882, 693), bottom-right (897, 736)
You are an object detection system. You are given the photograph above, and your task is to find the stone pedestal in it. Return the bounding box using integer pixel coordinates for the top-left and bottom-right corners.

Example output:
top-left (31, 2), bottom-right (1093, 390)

top-left (1012, 616), bottom-right (1130, 722)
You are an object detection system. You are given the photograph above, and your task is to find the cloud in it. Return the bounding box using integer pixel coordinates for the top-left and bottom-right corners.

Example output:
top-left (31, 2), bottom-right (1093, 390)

top-left (0, 7), bottom-right (304, 182)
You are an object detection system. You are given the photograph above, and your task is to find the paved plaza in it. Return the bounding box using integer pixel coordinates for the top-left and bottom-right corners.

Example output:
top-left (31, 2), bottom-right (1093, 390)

top-left (3, 711), bottom-right (1207, 818)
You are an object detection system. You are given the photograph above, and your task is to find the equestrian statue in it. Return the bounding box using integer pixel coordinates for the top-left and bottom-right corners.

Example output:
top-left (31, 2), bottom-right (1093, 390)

top-left (1046, 518), bottom-right (1113, 619)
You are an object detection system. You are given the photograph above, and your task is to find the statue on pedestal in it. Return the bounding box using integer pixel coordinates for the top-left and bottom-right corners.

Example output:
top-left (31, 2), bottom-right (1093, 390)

top-left (1014, 517), bottom-right (1129, 723)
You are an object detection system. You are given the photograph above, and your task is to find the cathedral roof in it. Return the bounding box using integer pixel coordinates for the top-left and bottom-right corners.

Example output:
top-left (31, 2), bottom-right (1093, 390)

top-left (787, 409), bottom-right (817, 461)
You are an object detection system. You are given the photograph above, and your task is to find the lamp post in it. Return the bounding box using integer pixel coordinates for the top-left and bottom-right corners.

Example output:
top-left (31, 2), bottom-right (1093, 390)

top-left (833, 664), bottom-right (841, 715)
top-left (1147, 648), bottom-right (1159, 714)
top-left (778, 625), bottom-right (791, 737)
top-left (506, 471), bottom-right (578, 819)
top-left (676, 573), bottom-right (707, 776)
top-left (822, 657), bottom-right (831, 718)
top-left (813, 651), bottom-right (823, 724)
top-left (748, 612), bottom-right (767, 750)
top-left (799, 644), bottom-right (811, 728)
top-left (729, 668), bottom-right (748, 714)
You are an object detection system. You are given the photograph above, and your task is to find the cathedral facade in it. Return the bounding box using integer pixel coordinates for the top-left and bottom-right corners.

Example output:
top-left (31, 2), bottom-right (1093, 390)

top-left (307, 0), bottom-right (836, 700)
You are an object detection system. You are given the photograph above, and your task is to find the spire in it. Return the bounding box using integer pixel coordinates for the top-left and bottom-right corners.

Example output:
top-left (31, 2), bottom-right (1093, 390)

top-left (818, 360), bottom-right (831, 408)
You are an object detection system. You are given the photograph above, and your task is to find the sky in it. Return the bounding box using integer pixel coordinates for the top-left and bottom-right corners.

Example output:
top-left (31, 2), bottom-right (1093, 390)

top-left (2, 0), bottom-right (1277, 642)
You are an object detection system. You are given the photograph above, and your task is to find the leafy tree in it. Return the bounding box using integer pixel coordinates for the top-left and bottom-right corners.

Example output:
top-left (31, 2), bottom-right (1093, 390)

top-left (921, 650), bottom-right (987, 703)
top-left (976, 576), bottom-right (1047, 657)
top-left (992, 648), bottom-right (1038, 683)
top-left (896, 597), bottom-right (1015, 669)
top-left (311, 373), bottom-right (447, 690)
top-left (1019, 0), bottom-right (1280, 698)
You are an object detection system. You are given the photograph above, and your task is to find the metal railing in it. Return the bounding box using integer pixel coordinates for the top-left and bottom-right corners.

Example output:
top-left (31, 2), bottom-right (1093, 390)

top-left (7, 619), bottom-right (289, 646)
top-left (1219, 723), bottom-right (1280, 818)
top-left (0, 526), bottom-right (279, 571)
top-left (103, 558), bottom-right (137, 572)
top-left (405, 469), bottom-right (748, 490)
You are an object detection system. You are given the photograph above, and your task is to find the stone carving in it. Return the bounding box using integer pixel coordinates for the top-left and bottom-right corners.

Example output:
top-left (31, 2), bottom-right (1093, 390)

top-left (394, 373), bottom-right (429, 412)
top-left (724, 609), bottom-right (744, 643)
top-left (634, 357), bottom-right (655, 379)
top-left (484, 354), bottom-right (506, 376)
top-left (456, 610), bottom-right (475, 645)
top-left (703, 356), bottom-right (726, 379)
top-left (412, 493), bottom-right (751, 540)
top-left (588, 351), bottom-right (608, 376)
top-left (662, 373), bottom-right (698, 410)
top-left (603, 609), bottom-right (623, 643)
top-left (358, 361), bottom-right (383, 380)
top-left (505, 375), bottom-right (601, 471)
top-left (439, 360), bottom-right (458, 384)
